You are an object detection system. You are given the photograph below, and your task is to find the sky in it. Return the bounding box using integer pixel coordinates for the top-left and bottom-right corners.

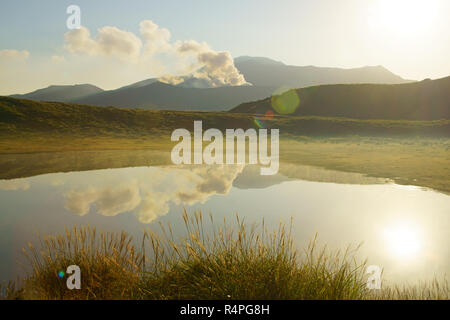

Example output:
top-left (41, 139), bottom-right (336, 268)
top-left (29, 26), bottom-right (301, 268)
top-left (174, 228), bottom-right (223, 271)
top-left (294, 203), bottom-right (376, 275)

top-left (1, 0), bottom-right (449, 94)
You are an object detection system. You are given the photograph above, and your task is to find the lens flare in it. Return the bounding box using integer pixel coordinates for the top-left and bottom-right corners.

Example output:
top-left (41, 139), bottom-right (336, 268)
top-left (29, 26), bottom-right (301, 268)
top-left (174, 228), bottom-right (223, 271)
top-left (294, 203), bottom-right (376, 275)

top-left (271, 87), bottom-right (300, 114)
top-left (58, 270), bottom-right (65, 278)
top-left (264, 110), bottom-right (274, 120)
top-left (253, 118), bottom-right (265, 129)
top-left (253, 110), bottom-right (275, 129)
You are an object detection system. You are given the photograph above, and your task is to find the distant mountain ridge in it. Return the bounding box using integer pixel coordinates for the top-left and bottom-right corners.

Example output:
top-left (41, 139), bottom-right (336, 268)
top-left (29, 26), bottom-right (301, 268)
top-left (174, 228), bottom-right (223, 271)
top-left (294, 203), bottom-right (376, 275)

top-left (7, 56), bottom-right (412, 111)
top-left (234, 56), bottom-right (285, 66)
top-left (231, 77), bottom-right (450, 120)
top-left (70, 57), bottom-right (411, 111)
top-left (11, 84), bottom-right (103, 102)
top-left (72, 81), bottom-right (277, 111)
top-left (234, 57), bottom-right (410, 88)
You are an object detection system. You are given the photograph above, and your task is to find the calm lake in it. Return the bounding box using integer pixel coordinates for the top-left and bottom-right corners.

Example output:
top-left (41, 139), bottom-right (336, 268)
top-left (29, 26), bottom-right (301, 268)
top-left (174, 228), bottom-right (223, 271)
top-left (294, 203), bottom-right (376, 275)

top-left (0, 152), bottom-right (449, 285)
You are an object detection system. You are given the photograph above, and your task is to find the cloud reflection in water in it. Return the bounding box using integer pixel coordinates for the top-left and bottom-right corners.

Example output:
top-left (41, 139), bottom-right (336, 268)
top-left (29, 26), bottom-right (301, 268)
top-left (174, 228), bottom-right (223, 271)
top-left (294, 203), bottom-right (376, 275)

top-left (63, 165), bottom-right (244, 223)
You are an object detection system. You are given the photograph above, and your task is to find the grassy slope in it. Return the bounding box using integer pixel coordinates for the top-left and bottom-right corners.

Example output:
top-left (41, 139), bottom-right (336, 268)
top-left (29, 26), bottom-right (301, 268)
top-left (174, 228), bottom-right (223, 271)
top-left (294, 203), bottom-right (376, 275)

top-left (231, 76), bottom-right (450, 120)
top-left (0, 96), bottom-right (449, 193)
top-left (1, 96), bottom-right (449, 137)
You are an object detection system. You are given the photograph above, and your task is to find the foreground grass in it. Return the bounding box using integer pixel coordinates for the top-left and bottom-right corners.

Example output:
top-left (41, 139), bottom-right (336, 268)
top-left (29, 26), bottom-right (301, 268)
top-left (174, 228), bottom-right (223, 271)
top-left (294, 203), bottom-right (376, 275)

top-left (1, 212), bottom-right (447, 300)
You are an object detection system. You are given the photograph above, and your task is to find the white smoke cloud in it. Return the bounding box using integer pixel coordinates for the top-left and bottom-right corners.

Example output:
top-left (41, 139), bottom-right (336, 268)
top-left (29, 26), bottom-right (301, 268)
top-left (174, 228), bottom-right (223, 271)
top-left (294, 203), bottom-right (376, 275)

top-left (64, 182), bottom-right (141, 217)
top-left (64, 26), bottom-right (143, 62)
top-left (63, 165), bottom-right (244, 224)
top-left (0, 20), bottom-right (248, 94)
top-left (0, 50), bottom-right (32, 94)
top-left (63, 20), bottom-right (247, 87)
top-left (159, 40), bottom-right (248, 87)
top-left (139, 20), bottom-right (172, 55)
top-left (51, 55), bottom-right (65, 63)
top-left (0, 49), bottom-right (29, 61)
top-left (177, 40), bottom-right (210, 53)
top-left (137, 193), bottom-right (170, 224)
top-left (0, 179), bottom-right (30, 191)
top-left (175, 165), bottom-right (243, 204)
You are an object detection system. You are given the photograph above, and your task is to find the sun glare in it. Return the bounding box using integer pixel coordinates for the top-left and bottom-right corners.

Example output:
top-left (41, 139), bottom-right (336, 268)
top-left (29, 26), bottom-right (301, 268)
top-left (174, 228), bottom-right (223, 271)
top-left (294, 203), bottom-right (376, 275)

top-left (383, 222), bottom-right (422, 260)
top-left (369, 0), bottom-right (439, 36)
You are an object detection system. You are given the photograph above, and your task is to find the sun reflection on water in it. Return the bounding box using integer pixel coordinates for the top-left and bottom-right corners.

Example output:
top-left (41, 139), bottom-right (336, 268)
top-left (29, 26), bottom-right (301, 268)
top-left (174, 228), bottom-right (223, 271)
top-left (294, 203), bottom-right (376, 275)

top-left (383, 221), bottom-right (423, 260)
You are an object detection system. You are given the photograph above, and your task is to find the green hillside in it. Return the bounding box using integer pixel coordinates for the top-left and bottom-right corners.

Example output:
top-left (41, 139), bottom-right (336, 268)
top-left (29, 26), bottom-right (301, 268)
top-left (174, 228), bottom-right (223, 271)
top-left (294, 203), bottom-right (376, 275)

top-left (1, 96), bottom-right (449, 137)
top-left (231, 76), bottom-right (450, 120)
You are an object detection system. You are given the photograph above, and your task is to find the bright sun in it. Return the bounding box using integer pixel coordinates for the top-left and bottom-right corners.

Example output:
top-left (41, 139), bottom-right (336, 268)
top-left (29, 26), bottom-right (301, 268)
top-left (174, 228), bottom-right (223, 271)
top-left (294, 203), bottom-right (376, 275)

top-left (369, 0), bottom-right (439, 36)
top-left (383, 222), bottom-right (422, 260)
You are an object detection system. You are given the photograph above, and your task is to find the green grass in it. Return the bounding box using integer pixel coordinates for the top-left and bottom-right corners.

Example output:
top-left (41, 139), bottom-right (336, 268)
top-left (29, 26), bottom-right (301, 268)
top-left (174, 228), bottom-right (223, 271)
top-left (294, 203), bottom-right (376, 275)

top-left (279, 136), bottom-right (450, 193)
top-left (20, 227), bottom-right (143, 300)
top-left (2, 211), bottom-right (448, 300)
top-left (1, 96), bottom-right (449, 138)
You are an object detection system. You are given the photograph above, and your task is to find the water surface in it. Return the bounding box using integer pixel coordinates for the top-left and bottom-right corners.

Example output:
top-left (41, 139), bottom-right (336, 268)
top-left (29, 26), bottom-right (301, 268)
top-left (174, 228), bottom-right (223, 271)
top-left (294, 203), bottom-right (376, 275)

top-left (0, 156), bottom-right (448, 285)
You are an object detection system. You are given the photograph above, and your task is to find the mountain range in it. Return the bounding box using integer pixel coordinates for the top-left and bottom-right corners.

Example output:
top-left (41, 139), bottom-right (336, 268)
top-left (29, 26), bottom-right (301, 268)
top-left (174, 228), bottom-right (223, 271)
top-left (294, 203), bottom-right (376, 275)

top-left (73, 82), bottom-right (276, 111)
top-left (231, 76), bottom-right (450, 120)
top-left (8, 56), bottom-right (412, 111)
top-left (11, 84), bottom-right (103, 102)
top-left (233, 56), bottom-right (408, 87)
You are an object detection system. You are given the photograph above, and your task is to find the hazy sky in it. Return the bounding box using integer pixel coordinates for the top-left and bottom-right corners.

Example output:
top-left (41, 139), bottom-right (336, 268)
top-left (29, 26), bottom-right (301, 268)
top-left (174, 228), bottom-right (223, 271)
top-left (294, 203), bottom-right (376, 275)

top-left (1, 0), bottom-right (449, 94)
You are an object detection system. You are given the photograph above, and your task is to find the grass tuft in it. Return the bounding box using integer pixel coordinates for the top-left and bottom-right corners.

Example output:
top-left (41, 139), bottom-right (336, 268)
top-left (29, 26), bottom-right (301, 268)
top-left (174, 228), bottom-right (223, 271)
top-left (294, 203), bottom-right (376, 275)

top-left (21, 226), bottom-right (143, 299)
top-left (2, 211), bottom-right (447, 300)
